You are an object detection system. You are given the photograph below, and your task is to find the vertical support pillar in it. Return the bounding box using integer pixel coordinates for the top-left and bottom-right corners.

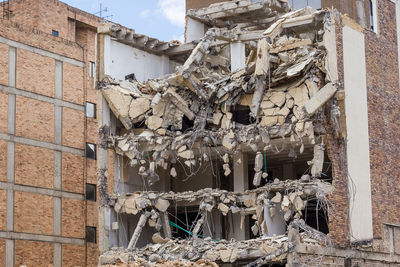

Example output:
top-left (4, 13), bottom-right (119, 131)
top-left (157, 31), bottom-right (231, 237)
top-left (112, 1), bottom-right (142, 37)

top-left (6, 46), bottom-right (16, 267)
top-left (186, 17), bottom-right (205, 43)
top-left (53, 60), bottom-right (63, 267)
top-left (230, 41), bottom-right (246, 72)
top-left (232, 152), bottom-right (248, 240)
top-left (343, 25), bottom-right (373, 242)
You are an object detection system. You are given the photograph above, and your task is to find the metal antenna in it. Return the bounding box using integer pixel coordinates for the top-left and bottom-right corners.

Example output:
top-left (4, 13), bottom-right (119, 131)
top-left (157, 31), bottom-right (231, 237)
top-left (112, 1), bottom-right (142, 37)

top-left (94, 3), bottom-right (109, 19)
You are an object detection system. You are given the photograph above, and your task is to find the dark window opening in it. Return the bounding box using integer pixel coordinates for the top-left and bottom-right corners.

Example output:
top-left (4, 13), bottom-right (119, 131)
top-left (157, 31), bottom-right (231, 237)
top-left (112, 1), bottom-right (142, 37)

top-left (86, 183), bottom-right (96, 201)
top-left (86, 143), bottom-right (96, 160)
top-left (52, 30), bottom-right (59, 37)
top-left (304, 199), bottom-right (329, 234)
top-left (171, 207), bottom-right (204, 240)
top-left (86, 226), bottom-right (97, 243)
top-left (85, 102), bottom-right (96, 118)
top-left (125, 73), bottom-right (136, 81)
top-left (232, 105), bottom-right (255, 125)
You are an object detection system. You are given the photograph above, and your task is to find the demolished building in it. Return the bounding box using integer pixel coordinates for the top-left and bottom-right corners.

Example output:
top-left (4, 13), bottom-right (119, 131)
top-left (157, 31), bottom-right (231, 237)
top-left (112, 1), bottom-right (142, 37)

top-left (95, 0), bottom-right (400, 266)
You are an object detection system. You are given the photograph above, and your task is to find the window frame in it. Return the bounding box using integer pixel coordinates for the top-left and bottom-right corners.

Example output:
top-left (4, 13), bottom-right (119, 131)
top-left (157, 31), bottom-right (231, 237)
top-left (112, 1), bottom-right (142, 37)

top-left (85, 102), bottom-right (96, 119)
top-left (86, 143), bottom-right (96, 160)
top-left (52, 30), bottom-right (59, 37)
top-left (89, 61), bottom-right (95, 78)
top-left (85, 226), bottom-right (97, 243)
top-left (85, 183), bottom-right (97, 201)
top-left (369, 0), bottom-right (379, 34)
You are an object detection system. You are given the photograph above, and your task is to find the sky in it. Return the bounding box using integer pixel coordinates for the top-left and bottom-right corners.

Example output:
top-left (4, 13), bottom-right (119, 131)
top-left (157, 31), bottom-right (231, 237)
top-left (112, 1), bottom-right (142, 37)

top-left (62, 0), bottom-right (186, 42)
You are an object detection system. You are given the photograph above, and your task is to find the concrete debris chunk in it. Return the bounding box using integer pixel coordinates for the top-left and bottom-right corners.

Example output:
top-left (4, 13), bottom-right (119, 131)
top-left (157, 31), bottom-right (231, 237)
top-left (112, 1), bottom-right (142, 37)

top-left (129, 97), bottom-right (151, 120)
top-left (155, 198), bottom-right (170, 212)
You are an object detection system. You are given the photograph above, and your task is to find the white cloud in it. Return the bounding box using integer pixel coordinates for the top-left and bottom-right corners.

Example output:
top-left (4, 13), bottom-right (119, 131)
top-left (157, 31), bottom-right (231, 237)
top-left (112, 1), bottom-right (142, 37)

top-left (157, 0), bottom-right (185, 28)
top-left (139, 9), bottom-right (151, 19)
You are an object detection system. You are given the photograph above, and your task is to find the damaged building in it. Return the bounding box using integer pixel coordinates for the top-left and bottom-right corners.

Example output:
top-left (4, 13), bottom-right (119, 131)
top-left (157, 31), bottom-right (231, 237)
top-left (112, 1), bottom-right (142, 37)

top-left (94, 0), bottom-right (400, 266)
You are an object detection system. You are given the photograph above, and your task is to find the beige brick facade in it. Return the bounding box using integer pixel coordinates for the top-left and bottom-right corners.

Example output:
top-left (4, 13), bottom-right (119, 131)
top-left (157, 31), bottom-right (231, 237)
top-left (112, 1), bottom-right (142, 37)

top-left (0, 0), bottom-right (102, 265)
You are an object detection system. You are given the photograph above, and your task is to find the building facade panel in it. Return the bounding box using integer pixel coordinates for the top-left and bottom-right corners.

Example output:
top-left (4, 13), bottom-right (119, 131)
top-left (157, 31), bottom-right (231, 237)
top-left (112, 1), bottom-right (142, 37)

top-left (16, 49), bottom-right (55, 97)
top-left (62, 107), bottom-right (84, 149)
top-left (14, 191), bottom-right (54, 235)
top-left (15, 96), bottom-right (55, 143)
top-left (0, 190), bottom-right (6, 231)
top-left (62, 244), bottom-right (86, 267)
top-left (63, 62), bottom-right (84, 104)
top-left (0, 43), bottom-right (8, 86)
top-left (0, 92), bottom-right (8, 133)
top-left (62, 198), bottom-right (85, 238)
top-left (14, 143), bottom-right (54, 189)
top-left (0, 239), bottom-right (4, 267)
top-left (0, 140), bottom-right (7, 182)
top-left (62, 152), bottom-right (84, 194)
top-left (14, 240), bottom-right (54, 267)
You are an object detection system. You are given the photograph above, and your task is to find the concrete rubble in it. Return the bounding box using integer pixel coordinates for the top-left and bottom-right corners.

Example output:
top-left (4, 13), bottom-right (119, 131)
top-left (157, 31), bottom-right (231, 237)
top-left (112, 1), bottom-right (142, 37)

top-left (100, 231), bottom-right (322, 265)
top-left (99, 1), bottom-right (343, 265)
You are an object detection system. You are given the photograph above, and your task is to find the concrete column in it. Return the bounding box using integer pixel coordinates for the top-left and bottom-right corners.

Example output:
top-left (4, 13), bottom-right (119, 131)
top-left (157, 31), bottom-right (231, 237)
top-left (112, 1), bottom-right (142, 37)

top-left (343, 25), bottom-right (373, 242)
top-left (230, 41), bottom-right (246, 72)
top-left (53, 243), bottom-right (62, 267)
top-left (6, 46), bottom-right (16, 267)
top-left (232, 152), bottom-right (248, 240)
top-left (53, 60), bottom-right (63, 267)
top-left (5, 239), bottom-right (14, 267)
top-left (186, 17), bottom-right (205, 43)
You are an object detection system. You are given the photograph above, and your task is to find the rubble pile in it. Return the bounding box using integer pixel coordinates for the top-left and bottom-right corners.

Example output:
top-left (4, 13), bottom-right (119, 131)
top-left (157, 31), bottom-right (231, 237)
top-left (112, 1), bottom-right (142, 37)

top-left (101, 6), bottom-right (338, 188)
top-left (99, 232), bottom-right (321, 265)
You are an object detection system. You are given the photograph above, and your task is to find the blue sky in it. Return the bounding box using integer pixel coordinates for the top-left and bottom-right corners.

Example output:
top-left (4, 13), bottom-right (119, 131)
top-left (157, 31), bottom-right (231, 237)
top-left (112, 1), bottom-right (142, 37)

top-left (62, 0), bottom-right (186, 42)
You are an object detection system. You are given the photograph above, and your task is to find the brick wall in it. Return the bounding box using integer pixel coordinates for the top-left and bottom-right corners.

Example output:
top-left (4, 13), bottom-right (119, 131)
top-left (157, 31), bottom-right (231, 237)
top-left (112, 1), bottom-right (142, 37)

top-left (14, 191), bottom-right (54, 235)
top-left (15, 240), bottom-right (54, 266)
top-left (0, 0), bottom-right (101, 265)
top-left (14, 143), bottom-right (54, 189)
top-left (364, 0), bottom-right (400, 238)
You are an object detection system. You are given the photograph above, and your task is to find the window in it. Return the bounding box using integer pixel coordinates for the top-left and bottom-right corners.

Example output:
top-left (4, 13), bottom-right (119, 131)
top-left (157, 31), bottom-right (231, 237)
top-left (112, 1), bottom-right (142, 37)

top-left (289, 0), bottom-right (321, 10)
top-left (85, 102), bottom-right (96, 118)
top-left (86, 226), bottom-right (97, 243)
top-left (89, 61), bottom-right (95, 78)
top-left (86, 143), bottom-right (96, 159)
top-left (369, 0), bottom-right (378, 33)
top-left (52, 30), bottom-right (59, 37)
top-left (86, 183), bottom-right (97, 201)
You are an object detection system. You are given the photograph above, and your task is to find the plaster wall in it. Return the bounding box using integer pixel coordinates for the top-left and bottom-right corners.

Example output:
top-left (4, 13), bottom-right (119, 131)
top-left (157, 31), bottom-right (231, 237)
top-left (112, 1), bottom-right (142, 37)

top-left (104, 39), bottom-right (178, 82)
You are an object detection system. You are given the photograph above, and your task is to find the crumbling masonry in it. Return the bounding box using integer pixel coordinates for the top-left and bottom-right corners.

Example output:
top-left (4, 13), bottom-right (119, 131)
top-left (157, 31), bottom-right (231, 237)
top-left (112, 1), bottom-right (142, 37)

top-left (95, 1), bottom-right (400, 266)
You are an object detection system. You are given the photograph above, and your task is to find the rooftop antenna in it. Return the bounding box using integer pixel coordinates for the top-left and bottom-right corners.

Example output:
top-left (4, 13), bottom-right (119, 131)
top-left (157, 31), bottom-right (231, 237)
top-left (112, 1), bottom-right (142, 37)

top-left (94, 3), bottom-right (111, 20)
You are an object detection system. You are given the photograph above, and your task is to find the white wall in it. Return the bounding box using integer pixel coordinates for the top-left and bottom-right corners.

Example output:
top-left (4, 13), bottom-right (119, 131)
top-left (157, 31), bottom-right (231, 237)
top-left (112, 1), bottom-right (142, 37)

top-left (104, 38), bottom-right (179, 82)
top-left (186, 17), bottom-right (205, 43)
top-left (343, 25), bottom-right (373, 242)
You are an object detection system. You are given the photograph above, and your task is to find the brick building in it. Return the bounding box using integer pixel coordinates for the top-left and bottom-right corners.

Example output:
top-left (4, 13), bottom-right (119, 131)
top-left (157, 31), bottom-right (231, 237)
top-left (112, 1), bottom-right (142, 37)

top-left (0, 0), bottom-right (102, 266)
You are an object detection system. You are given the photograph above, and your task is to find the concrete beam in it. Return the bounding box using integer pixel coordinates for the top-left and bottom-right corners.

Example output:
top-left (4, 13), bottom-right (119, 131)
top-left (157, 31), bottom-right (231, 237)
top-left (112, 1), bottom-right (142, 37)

top-left (0, 182), bottom-right (84, 200)
top-left (0, 85), bottom-right (84, 111)
top-left (0, 133), bottom-right (84, 156)
top-left (0, 36), bottom-right (84, 67)
top-left (0, 231), bottom-right (84, 245)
